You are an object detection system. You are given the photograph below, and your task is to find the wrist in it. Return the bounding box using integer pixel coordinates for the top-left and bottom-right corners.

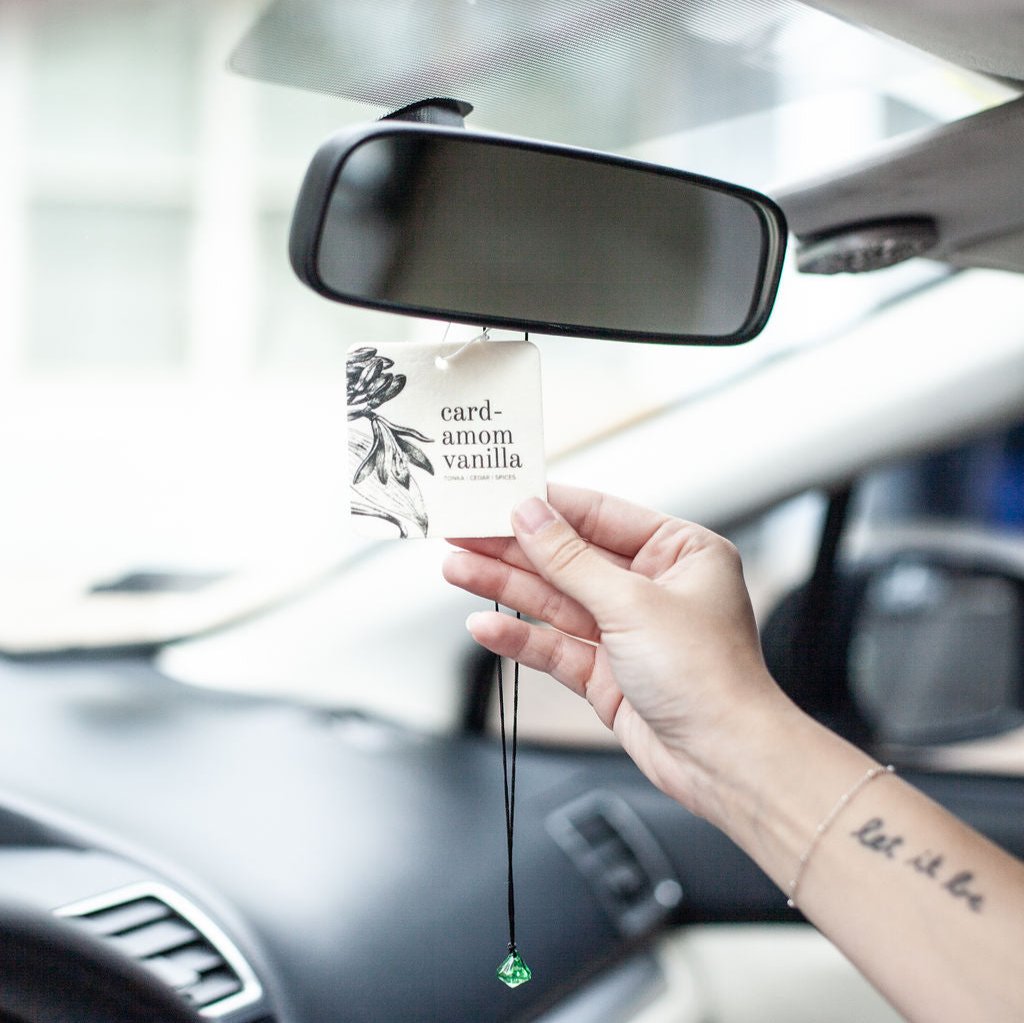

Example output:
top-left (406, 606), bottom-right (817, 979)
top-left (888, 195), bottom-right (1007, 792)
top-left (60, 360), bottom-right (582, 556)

top-left (671, 686), bottom-right (877, 892)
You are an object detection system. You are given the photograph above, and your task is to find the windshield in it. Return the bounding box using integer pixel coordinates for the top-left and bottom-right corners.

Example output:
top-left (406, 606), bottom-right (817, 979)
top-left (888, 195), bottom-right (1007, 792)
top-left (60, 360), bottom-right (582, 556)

top-left (2, 0), bottom-right (1021, 726)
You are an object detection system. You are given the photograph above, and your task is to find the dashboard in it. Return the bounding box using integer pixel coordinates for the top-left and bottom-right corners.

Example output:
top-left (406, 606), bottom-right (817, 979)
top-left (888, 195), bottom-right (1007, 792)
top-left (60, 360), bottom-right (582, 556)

top-left (0, 653), bottom-right (1021, 1022)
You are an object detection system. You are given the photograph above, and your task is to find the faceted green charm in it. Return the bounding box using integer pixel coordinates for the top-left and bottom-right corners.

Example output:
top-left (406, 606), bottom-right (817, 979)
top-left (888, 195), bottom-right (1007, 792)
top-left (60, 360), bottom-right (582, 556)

top-left (496, 950), bottom-right (532, 988)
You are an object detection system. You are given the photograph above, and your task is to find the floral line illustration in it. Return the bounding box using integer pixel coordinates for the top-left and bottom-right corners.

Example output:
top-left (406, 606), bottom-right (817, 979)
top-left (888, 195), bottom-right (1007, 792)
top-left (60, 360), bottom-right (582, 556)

top-left (347, 346), bottom-right (434, 537)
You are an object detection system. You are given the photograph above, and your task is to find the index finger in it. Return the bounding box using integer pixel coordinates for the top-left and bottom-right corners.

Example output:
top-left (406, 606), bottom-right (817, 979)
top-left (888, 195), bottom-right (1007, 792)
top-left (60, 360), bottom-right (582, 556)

top-left (446, 485), bottom-right (670, 570)
top-left (447, 533), bottom-right (632, 572)
top-left (547, 484), bottom-right (673, 560)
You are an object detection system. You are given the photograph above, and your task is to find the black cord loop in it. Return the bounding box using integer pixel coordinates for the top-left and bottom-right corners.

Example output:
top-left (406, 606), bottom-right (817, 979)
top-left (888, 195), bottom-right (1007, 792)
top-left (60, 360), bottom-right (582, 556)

top-left (495, 602), bottom-right (521, 954)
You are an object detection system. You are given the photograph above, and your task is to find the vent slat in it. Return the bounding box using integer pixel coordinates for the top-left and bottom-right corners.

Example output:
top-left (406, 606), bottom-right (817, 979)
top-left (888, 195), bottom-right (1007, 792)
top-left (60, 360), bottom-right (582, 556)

top-left (181, 972), bottom-right (244, 1007)
top-left (78, 898), bottom-right (170, 937)
top-left (143, 956), bottom-right (202, 990)
top-left (572, 813), bottom-right (618, 846)
top-left (110, 919), bottom-right (199, 959)
top-left (165, 944), bottom-right (224, 974)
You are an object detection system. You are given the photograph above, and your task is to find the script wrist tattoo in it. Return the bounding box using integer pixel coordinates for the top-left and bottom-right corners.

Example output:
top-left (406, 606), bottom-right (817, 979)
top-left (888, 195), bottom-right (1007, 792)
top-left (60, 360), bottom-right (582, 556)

top-left (851, 817), bottom-right (985, 913)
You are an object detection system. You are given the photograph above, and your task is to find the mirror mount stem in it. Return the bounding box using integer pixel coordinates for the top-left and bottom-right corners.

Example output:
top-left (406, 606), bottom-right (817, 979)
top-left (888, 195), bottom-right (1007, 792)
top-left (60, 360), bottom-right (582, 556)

top-left (382, 97), bottom-right (473, 128)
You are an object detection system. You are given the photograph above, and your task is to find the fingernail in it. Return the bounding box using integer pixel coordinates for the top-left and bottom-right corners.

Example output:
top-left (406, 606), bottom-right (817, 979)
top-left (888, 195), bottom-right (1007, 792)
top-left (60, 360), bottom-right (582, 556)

top-left (465, 612), bottom-right (485, 632)
top-left (513, 497), bottom-right (556, 535)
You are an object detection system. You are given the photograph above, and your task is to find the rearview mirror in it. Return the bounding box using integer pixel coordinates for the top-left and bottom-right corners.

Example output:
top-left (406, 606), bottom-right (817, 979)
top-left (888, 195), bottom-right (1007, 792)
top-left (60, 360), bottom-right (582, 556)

top-left (290, 123), bottom-right (787, 345)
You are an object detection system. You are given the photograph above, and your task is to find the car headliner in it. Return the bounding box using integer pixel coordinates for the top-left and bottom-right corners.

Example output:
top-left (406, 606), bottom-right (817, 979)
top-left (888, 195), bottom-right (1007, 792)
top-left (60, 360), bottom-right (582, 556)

top-left (803, 0), bottom-right (1024, 81)
top-left (784, 0), bottom-right (1024, 274)
top-left (234, 0), bottom-right (1024, 273)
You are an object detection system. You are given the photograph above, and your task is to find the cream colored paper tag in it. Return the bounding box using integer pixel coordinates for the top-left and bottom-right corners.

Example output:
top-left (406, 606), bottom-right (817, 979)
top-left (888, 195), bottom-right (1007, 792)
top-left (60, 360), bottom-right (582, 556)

top-left (347, 338), bottom-right (545, 539)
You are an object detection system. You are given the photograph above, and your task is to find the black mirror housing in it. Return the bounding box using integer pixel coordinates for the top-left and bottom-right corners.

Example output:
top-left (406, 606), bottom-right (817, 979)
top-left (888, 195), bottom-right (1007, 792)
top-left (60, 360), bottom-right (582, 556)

top-left (290, 122), bottom-right (787, 345)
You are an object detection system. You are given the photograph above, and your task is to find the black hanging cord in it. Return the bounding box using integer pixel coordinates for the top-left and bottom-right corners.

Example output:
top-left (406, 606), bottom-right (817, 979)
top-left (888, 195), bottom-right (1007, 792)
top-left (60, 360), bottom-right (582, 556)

top-left (495, 602), bottom-right (521, 953)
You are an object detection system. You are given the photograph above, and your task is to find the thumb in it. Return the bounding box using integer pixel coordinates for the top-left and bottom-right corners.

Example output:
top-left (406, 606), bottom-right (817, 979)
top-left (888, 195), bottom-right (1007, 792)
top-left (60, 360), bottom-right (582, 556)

top-left (511, 497), bottom-right (638, 624)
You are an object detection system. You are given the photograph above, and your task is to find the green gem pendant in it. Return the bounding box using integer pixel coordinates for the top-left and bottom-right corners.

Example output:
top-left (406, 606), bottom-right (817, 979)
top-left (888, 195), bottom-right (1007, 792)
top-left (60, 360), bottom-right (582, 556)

top-left (497, 950), bottom-right (532, 988)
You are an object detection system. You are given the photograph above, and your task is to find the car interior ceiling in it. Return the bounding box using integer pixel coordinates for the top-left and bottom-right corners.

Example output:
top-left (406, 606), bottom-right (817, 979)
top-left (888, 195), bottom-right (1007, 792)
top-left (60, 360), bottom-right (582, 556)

top-left (782, 0), bottom-right (1024, 272)
top-left (802, 0), bottom-right (1024, 81)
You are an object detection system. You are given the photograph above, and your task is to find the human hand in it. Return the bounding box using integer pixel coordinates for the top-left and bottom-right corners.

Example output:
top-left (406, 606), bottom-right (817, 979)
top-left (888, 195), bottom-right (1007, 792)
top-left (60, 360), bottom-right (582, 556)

top-left (443, 484), bottom-right (794, 824)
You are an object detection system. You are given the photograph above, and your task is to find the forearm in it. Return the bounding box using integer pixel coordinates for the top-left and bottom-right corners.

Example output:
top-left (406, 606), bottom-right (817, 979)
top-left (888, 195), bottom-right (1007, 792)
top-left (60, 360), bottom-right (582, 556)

top-left (701, 699), bottom-right (1024, 1023)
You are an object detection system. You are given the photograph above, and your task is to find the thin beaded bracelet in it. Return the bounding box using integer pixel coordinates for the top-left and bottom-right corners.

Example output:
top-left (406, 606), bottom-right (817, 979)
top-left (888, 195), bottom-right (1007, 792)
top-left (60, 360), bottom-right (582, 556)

top-left (786, 763), bottom-right (896, 909)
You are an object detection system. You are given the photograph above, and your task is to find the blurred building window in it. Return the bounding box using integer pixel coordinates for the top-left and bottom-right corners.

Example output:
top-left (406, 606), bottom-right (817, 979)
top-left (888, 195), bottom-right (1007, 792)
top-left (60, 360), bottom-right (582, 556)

top-left (27, 0), bottom-right (201, 162)
top-left (28, 201), bottom-right (190, 369)
top-left (13, 0), bottom-right (368, 379)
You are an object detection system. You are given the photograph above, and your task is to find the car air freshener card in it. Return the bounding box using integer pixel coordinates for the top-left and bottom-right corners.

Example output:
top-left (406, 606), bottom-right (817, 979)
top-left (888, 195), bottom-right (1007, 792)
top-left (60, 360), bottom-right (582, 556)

top-left (347, 338), bottom-right (545, 538)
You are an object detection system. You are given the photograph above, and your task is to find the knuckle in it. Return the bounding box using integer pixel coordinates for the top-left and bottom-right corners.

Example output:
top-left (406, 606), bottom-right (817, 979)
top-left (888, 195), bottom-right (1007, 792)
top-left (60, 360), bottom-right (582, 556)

top-left (548, 630), bottom-right (572, 676)
top-left (511, 627), bottom-right (532, 662)
top-left (494, 560), bottom-right (516, 602)
top-left (543, 534), bottom-right (592, 579)
top-left (577, 491), bottom-right (607, 541)
top-left (536, 587), bottom-right (565, 626)
top-left (711, 532), bottom-right (739, 558)
top-left (649, 517), bottom-right (701, 558)
top-left (662, 518), bottom-right (741, 567)
top-left (715, 535), bottom-right (744, 570)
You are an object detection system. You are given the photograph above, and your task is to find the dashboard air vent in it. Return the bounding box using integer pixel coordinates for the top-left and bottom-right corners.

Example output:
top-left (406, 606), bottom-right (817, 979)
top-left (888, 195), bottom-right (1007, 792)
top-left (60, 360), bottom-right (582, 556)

top-left (547, 790), bottom-right (683, 936)
top-left (56, 881), bottom-right (263, 1017)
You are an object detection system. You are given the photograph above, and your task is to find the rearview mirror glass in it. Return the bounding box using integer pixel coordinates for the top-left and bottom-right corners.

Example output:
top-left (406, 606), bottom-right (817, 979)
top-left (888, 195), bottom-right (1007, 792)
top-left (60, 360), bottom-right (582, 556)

top-left (290, 125), bottom-right (787, 345)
